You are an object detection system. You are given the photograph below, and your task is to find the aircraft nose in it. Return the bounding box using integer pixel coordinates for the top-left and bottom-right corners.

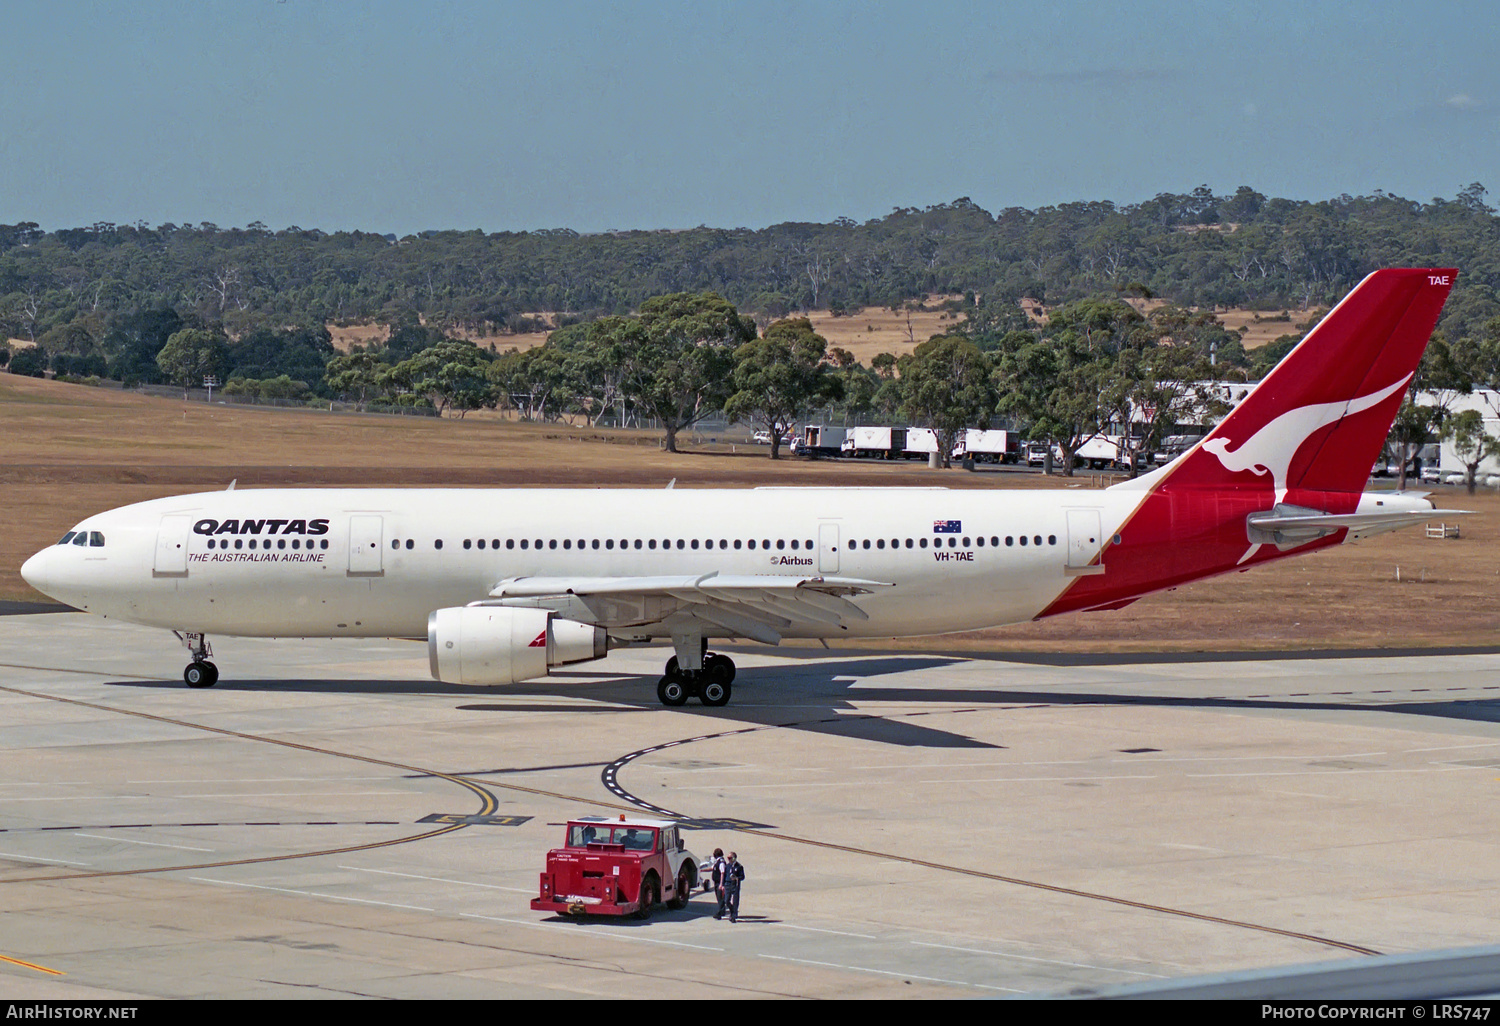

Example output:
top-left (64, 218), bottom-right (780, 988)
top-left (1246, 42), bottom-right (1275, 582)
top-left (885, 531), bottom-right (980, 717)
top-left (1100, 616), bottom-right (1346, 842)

top-left (20, 548), bottom-right (56, 599)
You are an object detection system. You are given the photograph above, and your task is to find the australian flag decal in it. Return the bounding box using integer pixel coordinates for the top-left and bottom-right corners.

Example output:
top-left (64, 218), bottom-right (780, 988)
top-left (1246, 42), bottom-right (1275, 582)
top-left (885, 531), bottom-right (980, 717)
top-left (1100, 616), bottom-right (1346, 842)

top-left (934, 520), bottom-right (962, 534)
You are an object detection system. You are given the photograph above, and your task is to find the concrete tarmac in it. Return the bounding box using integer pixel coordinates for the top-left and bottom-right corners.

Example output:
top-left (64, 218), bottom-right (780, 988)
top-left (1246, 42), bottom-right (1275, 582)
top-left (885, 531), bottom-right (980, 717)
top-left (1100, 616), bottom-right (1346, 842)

top-left (1, 612), bottom-right (1499, 999)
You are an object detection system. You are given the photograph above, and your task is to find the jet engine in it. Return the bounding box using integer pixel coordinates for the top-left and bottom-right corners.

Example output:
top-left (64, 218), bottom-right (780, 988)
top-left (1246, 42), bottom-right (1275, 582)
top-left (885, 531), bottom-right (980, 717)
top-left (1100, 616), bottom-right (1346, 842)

top-left (428, 606), bottom-right (609, 685)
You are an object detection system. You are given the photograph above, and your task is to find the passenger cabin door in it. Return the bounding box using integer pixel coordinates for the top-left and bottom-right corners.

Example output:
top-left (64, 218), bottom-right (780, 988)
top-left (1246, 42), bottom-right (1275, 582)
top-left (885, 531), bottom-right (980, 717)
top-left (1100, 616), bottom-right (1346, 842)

top-left (818, 522), bottom-right (840, 574)
top-left (153, 515), bottom-right (192, 578)
top-left (1064, 509), bottom-right (1106, 576)
top-left (347, 515), bottom-right (384, 577)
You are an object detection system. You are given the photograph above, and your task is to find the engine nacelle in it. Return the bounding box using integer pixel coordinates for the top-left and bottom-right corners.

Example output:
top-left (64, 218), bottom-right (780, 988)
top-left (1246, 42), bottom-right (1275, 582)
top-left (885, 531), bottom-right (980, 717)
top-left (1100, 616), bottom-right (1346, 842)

top-left (428, 606), bottom-right (608, 685)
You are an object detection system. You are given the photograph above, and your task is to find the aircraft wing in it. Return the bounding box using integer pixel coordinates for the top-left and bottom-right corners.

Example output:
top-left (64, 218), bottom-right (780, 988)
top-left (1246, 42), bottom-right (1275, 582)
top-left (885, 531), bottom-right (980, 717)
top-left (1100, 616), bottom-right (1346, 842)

top-left (481, 573), bottom-right (893, 644)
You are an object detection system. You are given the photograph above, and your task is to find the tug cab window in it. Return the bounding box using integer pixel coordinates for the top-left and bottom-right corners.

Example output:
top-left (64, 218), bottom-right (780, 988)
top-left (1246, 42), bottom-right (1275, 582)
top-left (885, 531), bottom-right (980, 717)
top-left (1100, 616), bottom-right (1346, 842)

top-left (623, 828), bottom-right (656, 852)
top-left (566, 824), bottom-right (659, 850)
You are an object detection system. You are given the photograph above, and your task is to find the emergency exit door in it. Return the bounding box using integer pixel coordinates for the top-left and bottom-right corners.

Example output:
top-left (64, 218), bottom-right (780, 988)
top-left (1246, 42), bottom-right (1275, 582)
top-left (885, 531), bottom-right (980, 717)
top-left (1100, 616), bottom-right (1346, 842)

top-left (818, 523), bottom-right (840, 574)
top-left (347, 515), bottom-right (384, 577)
top-left (1064, 509), bottom-right (1106, 576)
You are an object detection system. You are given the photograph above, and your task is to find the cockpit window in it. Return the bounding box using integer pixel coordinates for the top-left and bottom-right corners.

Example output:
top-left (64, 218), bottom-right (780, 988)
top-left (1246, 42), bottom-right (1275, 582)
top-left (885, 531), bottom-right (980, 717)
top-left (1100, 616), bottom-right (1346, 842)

top-left (89, 532), bottom-right (105, 547)
top-left (72, 533), bottom-right (87, 546)
top-left (57, 532), bottom-right (76, 546)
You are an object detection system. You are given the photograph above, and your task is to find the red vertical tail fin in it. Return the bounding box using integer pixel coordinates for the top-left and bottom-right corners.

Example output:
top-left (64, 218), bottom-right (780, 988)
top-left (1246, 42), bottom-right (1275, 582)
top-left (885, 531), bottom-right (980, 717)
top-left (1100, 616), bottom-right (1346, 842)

top-left (1048, 269), bottom-right (1457, 620)
top-left (1159, 268), bottom-right (1455, 500)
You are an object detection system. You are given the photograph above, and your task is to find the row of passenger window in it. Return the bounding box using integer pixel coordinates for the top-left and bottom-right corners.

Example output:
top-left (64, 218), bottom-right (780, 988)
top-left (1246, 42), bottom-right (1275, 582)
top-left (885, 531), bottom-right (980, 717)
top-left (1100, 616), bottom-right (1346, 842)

top-left (205, 538), bottom-right (329, 550)
top-left (847, 534), bottom-right (1057, 549)
top-left (392, 537), bottom-right (819, 552)
top-left (383, 534), bottom-right (1057, 553)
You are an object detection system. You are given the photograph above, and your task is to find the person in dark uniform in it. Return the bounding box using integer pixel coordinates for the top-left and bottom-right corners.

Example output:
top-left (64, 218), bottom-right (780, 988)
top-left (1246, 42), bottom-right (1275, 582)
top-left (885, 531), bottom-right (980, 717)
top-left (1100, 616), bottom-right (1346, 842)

top-left (722, 851), bottom-right (745, 923)
top-left (710, 848), bottom-right (728, 919)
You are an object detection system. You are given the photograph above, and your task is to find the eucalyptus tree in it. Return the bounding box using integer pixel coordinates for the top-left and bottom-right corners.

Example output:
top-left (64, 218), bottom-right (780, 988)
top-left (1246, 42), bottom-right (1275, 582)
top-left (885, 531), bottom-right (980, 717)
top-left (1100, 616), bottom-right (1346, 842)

top-left (826, 346), bottom-right (878, 423)
top-left (996, 296), bottom-right (1147, 476)
top-left (547, 316), bottom-right (640, 426)
top-left (384, 338), bottom-right (495, 417)
top-left (898, 335), bottom-right (997, 469)
top-left (996, 330), bottom-right (1112, 476)
top-left (723, 318), bottom-right (842, 459)
top-left (156, 327), bottom-right (229, 390)
top-left (324, 349), bottom-right (388, 409)
top-left (624, 291), bottom-right (757, 452)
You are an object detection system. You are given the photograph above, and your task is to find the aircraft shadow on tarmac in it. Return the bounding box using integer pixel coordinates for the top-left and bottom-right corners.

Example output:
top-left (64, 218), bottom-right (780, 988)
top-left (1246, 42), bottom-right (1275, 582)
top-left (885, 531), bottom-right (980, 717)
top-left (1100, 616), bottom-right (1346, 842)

top-left (100, 650), bottom-right (1500, 749)
top-left (107, 676), bottom-right (504, 697)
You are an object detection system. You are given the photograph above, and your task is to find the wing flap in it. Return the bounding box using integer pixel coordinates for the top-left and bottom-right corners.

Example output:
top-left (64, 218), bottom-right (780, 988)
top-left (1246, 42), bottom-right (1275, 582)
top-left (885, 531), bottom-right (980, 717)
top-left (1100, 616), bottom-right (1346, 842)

top-left (490, 573), bottom-right (890, 598)
top-left (484, 572), bottom-right (891, 638)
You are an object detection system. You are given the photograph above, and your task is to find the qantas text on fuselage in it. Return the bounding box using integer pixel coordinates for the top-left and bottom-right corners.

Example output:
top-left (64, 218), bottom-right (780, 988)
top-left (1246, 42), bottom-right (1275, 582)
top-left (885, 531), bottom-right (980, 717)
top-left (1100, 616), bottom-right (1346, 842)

top-left (21, 269), bottom-right (1464, 706)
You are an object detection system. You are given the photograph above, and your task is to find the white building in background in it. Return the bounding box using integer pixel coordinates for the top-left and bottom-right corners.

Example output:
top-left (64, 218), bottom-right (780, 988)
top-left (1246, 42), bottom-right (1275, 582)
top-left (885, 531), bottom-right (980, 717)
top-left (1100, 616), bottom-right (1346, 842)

top-left (1428, 390), bottom-right (1500, 481)
top-left (1119, 381), bottom-right (1500, 484)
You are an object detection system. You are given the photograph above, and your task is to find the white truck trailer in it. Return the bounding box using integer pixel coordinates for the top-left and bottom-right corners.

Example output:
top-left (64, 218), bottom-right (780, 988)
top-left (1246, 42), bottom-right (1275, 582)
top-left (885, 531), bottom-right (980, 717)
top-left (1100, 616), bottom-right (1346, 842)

top-left (799, 425), bottom-right (849, 457)
top-left (1066, 434), bottom-right (1128, 470)
top-left (902, 428), bottom-right (941, 460)
top-left (952, 429), bottom-right (1020, 464)
top-left (841, 426), bottom-right (908, 459)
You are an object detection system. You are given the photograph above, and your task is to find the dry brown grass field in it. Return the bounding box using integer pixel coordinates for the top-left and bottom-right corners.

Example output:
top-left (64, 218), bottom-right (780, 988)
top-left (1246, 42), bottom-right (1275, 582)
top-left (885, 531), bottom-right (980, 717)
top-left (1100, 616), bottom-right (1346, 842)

top-left (4, 372), bottom-right (1495, 653)
top-left (800, 301), bottom-right (963, 363)
top-left (325, 304), bottom-right (961, 363)
top-left (802, 295), bottom-right (1304, 361)
top-left (1217, 308), bottom-right (1304, 349)
top-left (316, 295), bottom-right (1301, 366)
top-left (327, 321), bottom-right (552, 354)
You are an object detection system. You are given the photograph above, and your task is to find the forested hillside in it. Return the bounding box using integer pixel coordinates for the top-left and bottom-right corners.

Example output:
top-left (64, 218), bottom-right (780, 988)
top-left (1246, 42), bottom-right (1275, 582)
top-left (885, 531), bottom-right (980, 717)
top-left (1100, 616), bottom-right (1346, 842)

top-left (4, 184), bottom-right (1497, 359)
top-left (6, 185), bottom-right (1499, 481)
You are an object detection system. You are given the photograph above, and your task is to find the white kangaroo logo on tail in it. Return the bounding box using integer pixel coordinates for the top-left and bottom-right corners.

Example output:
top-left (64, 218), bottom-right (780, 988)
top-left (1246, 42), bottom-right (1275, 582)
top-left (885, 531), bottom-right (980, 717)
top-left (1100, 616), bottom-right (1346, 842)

top-left (1202, 373), bottom-right (1412, 507)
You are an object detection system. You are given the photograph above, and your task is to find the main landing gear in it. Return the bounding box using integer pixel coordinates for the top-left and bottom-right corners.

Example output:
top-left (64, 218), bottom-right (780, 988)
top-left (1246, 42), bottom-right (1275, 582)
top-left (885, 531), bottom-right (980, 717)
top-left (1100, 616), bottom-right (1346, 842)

top-left (174, 631), bottom-right (219, 688)
top-left (656, 647), bottom-right (735, 708)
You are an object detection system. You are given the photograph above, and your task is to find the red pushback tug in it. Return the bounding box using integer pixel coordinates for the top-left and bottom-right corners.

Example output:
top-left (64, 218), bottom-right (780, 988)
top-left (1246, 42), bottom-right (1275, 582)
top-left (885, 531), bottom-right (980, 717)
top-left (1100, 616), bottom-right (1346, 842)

top-left (532, 815), bottom-right (700, 918)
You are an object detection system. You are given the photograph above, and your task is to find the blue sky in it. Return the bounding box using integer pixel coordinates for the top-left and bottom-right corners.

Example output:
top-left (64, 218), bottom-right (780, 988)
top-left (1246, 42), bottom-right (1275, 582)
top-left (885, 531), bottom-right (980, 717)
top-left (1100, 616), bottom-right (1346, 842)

top-left (4, 1), bottom-right (1497, 234)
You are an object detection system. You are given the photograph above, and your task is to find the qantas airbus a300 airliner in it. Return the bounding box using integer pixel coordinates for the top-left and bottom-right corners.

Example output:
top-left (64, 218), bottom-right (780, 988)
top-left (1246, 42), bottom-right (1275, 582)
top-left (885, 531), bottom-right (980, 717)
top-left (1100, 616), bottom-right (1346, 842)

top-left (21, 269), bottom-right (1463, 706)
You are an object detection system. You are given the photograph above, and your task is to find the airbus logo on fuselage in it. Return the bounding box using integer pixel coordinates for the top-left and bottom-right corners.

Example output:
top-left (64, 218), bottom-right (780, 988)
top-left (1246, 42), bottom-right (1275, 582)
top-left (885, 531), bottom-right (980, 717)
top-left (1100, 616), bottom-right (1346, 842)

top-left (771, 556), bottom-right (814, 566)
top-left (193, 518), bottom-right (331, 536)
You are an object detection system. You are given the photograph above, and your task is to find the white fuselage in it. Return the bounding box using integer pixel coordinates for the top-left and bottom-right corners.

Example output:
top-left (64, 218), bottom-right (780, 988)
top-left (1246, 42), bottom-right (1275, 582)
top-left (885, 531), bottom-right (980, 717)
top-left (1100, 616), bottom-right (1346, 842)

top-left (22, 486), bottom-right (1147, 642)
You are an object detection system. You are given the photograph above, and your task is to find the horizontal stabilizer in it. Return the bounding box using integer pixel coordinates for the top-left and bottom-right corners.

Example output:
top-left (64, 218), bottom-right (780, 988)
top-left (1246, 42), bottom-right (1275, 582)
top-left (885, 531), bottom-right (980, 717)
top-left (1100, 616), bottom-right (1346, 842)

top-left (1247, 507), bottom-right (1469, 547)
top-left (1248, 509), bottom-right (1469, 532)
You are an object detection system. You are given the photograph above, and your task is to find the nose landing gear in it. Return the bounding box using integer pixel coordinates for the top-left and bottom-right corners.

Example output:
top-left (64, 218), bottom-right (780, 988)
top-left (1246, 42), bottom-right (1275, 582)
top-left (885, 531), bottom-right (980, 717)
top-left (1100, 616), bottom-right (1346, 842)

top-left (174, 631), bottom-right (219, 688)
